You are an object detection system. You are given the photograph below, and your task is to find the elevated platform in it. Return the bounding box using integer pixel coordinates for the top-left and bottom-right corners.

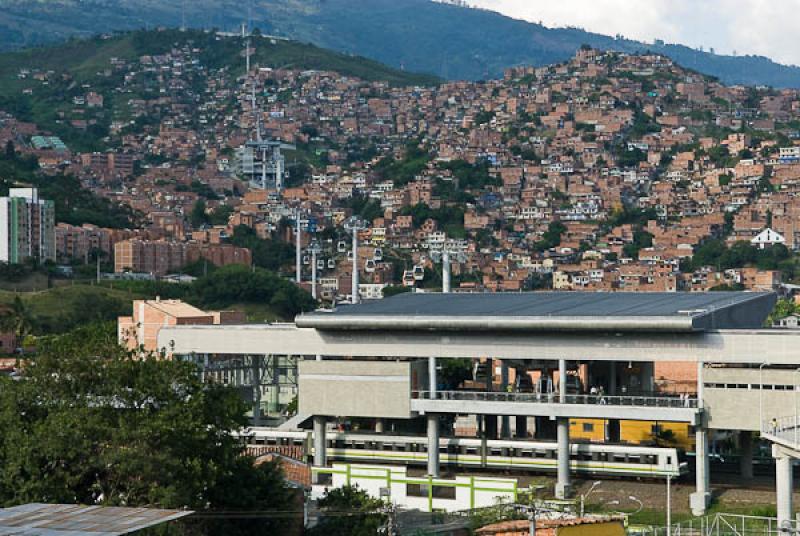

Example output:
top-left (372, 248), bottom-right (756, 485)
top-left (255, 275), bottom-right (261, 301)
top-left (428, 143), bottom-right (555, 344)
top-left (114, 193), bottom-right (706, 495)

top-left (411, 391), bottom-right (702, 424)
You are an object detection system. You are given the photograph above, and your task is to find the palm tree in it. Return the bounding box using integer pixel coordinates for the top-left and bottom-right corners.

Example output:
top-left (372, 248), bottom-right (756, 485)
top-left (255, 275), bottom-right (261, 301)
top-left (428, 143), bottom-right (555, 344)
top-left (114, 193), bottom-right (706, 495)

top-left (0, 296), bottom-right (35, 352)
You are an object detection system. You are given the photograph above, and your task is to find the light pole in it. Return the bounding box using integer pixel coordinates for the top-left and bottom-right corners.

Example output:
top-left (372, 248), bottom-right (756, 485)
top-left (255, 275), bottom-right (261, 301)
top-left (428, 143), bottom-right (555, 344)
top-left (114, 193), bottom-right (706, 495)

top-left (759, 362), bottom-right (771, 431)
top-left (628, 496), bottom-right (643, 515)
top-left (580, 480), bottom-right (602, 517)
top-left (666, 475), bottom-right (672, 536)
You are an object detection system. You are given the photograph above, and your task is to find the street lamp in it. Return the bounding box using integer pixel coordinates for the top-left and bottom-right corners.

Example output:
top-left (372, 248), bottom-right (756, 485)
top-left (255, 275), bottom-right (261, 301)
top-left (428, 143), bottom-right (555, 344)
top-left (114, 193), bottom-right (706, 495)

top-left (580, 480), bottom-right (602, 517)
top-left (666, 475), bottom-right (672, 536)
top-left (627, 495), bottom-right (644, 516)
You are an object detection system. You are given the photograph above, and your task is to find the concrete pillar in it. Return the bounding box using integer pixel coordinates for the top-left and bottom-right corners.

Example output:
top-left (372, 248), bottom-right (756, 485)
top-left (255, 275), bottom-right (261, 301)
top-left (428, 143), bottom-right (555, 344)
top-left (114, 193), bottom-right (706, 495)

top-left (558, 359), bottom-right (567, 402)
top-left (775, 447), bottom-right (794, 528)
top-left (739, 430), bottom-right (754, 480)
top-left (428, 356), bottom-right (437, 396)
top-left (427, 414), bottom-right (440, 477)
top-left (252, 355), bottom-right (262, 426)
top-left (515, 416), bottom-right (528, 438)
top-left (312, 416), bottom-right (327, 483)
top-left (690, 428), bottom-right (711, 516)
top-left (501, 362), bottom-right (510, 438)
top-left (375, 418), bottom-right (385, 434)
top-left (555, 417), bottom-right (572, 499)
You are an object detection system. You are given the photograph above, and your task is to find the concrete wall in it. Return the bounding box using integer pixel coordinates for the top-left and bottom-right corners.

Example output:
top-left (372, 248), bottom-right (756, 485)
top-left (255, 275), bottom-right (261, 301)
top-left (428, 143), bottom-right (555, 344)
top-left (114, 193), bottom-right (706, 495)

top-left (704, 367), bottom-right (800, 431)
top-left (299, 360), bottom-right (416, 418)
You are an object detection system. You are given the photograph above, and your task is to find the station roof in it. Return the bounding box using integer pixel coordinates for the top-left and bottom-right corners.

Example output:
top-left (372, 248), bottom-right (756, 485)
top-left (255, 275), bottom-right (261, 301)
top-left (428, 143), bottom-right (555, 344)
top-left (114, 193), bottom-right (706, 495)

top-left (296, 291), bottom-right (777, 333)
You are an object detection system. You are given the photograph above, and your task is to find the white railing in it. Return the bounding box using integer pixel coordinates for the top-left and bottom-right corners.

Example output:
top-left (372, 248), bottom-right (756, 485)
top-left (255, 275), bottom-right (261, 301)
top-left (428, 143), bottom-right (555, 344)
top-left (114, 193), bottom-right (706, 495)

top-left (762, 415), bottom-right (800, 448)
top-left (632, 513), bottom-right (799, 535)
top-left (413, 390), bottom-right (698, 409)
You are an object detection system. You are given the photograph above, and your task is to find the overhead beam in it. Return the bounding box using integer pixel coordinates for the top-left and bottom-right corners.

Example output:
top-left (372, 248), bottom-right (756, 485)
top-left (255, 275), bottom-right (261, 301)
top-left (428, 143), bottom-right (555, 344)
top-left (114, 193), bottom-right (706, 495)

top-left (158, 324), bottom-right (800, 365)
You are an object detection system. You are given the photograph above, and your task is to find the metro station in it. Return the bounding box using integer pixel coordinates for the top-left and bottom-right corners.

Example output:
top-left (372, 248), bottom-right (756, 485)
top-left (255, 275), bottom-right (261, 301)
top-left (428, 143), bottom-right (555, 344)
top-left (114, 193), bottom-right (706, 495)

top-left (156, 291), bottom-right (800, 522)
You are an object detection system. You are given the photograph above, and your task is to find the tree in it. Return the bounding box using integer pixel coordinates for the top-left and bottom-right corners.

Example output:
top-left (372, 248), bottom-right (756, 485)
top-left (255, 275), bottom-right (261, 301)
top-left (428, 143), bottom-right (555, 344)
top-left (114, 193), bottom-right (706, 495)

top-left (308, 485), bottom-right (387, 536)
top-left (4, 140), bottom-right (14, 160)
top-left (0, 296), bottom-right (34, 345)
top-left (0, 323), bottom-right (296, 530)
top-left (190, 199), bottom-right (209, 228)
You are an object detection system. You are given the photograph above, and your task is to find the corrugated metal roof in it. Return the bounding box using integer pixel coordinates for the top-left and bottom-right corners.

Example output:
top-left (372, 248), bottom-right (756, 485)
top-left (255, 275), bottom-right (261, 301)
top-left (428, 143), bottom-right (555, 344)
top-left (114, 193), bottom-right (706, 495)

top-left (296, 292), bottom-right (777, 333)
top-left (0, 504), bottom-right (192, 536)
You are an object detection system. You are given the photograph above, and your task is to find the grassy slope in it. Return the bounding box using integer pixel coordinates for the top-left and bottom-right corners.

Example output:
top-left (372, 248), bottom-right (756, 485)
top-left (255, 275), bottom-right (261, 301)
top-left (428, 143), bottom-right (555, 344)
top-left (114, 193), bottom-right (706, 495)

top-left (0, 282), bottom-right (283, 335)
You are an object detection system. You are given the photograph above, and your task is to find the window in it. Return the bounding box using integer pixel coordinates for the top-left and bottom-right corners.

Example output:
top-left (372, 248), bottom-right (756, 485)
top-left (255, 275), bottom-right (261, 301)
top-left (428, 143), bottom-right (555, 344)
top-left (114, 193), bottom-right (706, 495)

top-left (583, 423), bottom-right (594, 432)
top-left (432, 485), bottom-right (456, 499)
top-left (407, 484), bottom-right (428, 497)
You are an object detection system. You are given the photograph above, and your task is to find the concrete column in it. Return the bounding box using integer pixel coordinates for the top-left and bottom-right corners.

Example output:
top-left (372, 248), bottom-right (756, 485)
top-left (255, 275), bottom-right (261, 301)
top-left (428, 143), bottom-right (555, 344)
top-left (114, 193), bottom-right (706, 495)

top-left (501, 362), bottom-right (510, 438)
top-left (427, 414), bottom-right (440, 477)
top-left (428, 356), bottom-right (437, 396)
top-left (775, 447), bottom-right (794, 528)
top-left (312, 416), bottom-right (327, 483)
top-left (558, 359), bottom-right (567, 402)
top-left (515, 416), bottom-right (528, 438)
top-left (375, 418), bottom-right (385, 434)
top-left (351, 230), bottom-right (359, 304)
top-left (555, 417), bottom-right (572, 499)
top-left (690, 428), bottom-right (711, 516)
top-left (739, 430), bottom-right (754, 480)
top-left (252, 355), bottom-right (262, 426)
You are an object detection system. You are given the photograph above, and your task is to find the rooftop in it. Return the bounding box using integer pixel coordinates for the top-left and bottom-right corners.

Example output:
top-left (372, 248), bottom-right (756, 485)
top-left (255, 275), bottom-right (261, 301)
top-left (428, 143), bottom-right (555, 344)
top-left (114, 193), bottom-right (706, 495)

top-left (295, 291), bottom-right (777, 333)
top-left (0, 503), bottom-right (192, 536)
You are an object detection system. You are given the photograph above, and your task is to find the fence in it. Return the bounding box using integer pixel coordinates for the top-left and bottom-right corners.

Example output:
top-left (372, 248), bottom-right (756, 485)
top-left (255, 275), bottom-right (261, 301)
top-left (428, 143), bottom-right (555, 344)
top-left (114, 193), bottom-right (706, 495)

top-left (632, 514), bottom-right (798, 536)
top-left (413, 390), bottom-right (698, 409)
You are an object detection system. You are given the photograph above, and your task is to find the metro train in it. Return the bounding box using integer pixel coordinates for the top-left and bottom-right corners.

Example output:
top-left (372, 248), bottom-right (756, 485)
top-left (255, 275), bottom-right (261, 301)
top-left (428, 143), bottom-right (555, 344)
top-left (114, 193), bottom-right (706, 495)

top-left (241, 428), bottom-right (687, 478)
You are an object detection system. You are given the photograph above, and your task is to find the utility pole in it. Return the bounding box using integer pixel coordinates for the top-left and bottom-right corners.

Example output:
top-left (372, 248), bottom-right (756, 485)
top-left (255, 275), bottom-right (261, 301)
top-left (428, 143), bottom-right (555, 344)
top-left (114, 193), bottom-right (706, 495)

top-left (442, 248), bottom-right (451, 293)
top-left (310, 241), bottom-right (321, 300)
top-left (344, 217), bottom-right (367, 304)
top-left (295, 211), bottom-right (303, 284)
top-left (666, 474), bottom-right (672, 536)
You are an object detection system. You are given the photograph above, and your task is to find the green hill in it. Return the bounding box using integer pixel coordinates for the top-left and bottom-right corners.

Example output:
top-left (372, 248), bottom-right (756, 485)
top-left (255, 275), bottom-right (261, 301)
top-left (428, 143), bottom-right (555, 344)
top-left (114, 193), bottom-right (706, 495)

top-left (0, 28), bottom-right (440, 89)
top-left (1, 0), bottom-right (800, 87)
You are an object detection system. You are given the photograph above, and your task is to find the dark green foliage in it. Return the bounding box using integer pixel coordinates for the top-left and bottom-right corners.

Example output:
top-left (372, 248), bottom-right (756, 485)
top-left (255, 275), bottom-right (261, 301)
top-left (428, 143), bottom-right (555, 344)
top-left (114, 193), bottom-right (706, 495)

top-left (342, 194), bottom-right (383, 223)
top-left (439, 159), bottom-right (500, 190)
top-left (308, 485), bottom-right (386, 536)
top-left (374, 143), bottom-right (430, 187)
top-left (188, 264), bottom-right (316, 318)
top-left (400, 203), bottom-right (465, 233)
top-left (623, 230), bottom-right (654, 260)
top-left (535, 221), bottom-right (566, 251)
top-left (0, 323), bottom-right (295, 521)
top-left (228, 225), bottom-right (295, 272)
top-left (688, 239), bottom-right (792, 273)
top-left (382, 285), bottom-right (412, 298)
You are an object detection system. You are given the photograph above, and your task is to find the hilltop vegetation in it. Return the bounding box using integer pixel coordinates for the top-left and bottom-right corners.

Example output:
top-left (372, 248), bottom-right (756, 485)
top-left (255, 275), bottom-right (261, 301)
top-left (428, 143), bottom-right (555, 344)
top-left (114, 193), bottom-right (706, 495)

top-left (1, 0), bottom-right (800, 87)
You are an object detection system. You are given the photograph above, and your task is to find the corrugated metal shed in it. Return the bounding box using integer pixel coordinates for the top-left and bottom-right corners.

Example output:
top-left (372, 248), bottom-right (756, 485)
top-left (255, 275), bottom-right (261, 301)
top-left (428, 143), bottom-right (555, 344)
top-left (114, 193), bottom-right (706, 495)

top-left (296, 292), bottom-right (777, 332)
top-left (0, 504), bottom-right (192, 536)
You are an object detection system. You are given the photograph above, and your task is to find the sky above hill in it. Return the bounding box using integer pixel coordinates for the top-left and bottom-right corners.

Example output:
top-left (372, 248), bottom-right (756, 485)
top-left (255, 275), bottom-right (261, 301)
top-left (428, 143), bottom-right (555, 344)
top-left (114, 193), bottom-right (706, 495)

top-left (470, 0), bottom-right (800, 67)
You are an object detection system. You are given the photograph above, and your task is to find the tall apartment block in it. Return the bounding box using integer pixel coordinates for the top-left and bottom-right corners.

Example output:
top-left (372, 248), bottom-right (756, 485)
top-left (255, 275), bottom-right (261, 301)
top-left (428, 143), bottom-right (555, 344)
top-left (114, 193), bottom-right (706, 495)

top-left (0, 188), bottom-right (56, 264)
